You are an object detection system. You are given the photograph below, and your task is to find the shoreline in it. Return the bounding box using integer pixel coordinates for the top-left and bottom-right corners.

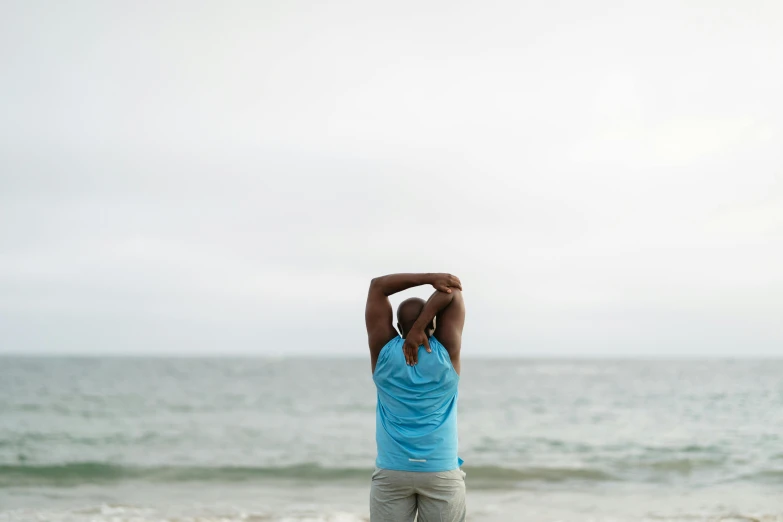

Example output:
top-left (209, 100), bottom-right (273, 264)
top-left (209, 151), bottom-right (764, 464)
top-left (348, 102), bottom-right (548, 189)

top-left (2, 480), bottom-right (782, 522)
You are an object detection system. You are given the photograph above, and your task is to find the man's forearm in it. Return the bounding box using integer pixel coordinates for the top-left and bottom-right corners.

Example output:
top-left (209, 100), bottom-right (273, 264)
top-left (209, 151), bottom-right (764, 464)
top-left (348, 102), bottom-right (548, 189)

top-left (369, 273), bottom-right (434, 296)
top-left (411, 290), bottom-right (455, 332)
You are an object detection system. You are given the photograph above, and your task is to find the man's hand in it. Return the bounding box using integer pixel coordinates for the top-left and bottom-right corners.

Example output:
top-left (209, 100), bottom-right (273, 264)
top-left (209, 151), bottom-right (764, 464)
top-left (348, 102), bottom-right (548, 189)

top-left (403, 327), bottom-right (431, 366)
top-left (430, 273), bottom-right (462, 294)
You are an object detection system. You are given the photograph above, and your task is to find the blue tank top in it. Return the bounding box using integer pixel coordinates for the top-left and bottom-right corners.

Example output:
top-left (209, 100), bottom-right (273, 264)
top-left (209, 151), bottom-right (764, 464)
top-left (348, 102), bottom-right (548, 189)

top-left (373, 335), bottom-right (463, 472)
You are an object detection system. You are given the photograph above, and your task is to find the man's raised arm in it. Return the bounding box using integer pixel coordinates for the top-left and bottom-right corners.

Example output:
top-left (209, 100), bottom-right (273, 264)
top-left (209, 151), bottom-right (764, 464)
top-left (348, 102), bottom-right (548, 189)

top-left (402, 288), bottom-right (465, 372)
top-left (365, 273), bottom-right (462, 370)
top-left (401, 289), bottom-right (457, 366)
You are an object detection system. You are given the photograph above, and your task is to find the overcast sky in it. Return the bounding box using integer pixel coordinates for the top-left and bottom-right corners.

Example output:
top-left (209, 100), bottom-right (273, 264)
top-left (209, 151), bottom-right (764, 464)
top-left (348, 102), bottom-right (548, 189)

top-left (1, 1), bottom-right (781, 356)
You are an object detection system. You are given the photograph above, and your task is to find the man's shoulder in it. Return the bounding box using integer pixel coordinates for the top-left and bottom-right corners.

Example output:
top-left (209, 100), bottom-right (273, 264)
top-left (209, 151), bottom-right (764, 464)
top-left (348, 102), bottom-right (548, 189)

top-left (376, 336), bottom-right (403, 360)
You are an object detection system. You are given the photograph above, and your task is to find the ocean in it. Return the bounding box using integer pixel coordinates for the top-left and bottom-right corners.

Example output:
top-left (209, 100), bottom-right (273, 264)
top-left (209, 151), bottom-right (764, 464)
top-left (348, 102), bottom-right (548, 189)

top-left (1, 357), bottom-right (781, 521)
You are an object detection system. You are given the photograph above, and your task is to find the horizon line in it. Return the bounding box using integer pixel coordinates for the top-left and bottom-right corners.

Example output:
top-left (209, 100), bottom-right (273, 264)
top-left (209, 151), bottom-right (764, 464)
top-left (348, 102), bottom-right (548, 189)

top-left (1, 353), bottom-right (781, 360)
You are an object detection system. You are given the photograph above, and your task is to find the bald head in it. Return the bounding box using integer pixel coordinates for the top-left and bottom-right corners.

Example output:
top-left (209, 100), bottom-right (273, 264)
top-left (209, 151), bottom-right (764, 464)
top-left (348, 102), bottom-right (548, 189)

top-left (396, 297), bottom-right (434, 338)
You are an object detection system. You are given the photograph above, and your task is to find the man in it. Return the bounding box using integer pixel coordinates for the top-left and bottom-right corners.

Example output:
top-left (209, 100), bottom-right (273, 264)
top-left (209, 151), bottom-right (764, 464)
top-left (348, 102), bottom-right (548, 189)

top-left (365, 272), bottom-right (467, 522)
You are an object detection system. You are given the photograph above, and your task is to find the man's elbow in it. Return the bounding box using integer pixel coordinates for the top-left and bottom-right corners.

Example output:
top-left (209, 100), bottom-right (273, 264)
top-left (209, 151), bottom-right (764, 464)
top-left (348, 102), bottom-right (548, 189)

top-left (369, 277), bottom-right (383, 292)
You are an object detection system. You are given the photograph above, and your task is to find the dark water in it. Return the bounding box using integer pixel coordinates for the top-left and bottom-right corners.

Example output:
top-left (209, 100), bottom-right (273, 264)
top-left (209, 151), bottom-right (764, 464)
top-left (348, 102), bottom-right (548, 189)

top-left (1, 357), bottom-right (782, 521)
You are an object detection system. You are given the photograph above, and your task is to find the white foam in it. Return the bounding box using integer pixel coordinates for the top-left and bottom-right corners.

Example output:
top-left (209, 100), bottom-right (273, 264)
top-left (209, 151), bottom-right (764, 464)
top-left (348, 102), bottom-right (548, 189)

top-left (274, 513), bottom-right (367, 522)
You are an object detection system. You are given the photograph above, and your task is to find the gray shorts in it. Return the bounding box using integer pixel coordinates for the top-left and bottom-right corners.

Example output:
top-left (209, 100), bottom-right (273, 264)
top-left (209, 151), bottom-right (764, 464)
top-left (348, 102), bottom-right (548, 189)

top-left (370, 467), bottom-right (466, 522)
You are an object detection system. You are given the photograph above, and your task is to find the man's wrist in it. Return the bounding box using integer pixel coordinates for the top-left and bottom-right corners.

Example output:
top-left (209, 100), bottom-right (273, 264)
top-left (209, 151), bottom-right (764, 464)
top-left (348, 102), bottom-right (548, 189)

top-left (410, 318), bottom-right (430, 333)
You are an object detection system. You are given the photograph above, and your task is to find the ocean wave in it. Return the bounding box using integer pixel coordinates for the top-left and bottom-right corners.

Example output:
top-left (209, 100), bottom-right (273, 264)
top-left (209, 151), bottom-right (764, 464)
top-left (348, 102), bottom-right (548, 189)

top-left (0, 462), bottom-right (616, 488)
top-left (459, 465), bottom-right (616, 484)
top-left (734, 469), bottom-right (783, 483)
top-left (641, 458), bottom-right (726, 472)
top-left (2, 461), bottom-right (780, 488)
top-left (0, 462), bottom-right (366, 487)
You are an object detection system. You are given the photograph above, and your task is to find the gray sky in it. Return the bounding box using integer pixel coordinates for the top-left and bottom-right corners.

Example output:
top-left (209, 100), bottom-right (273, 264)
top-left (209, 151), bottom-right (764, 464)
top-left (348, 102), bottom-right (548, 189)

top-left (1, 1), bottom-right (781, 356)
